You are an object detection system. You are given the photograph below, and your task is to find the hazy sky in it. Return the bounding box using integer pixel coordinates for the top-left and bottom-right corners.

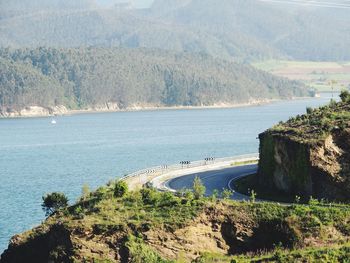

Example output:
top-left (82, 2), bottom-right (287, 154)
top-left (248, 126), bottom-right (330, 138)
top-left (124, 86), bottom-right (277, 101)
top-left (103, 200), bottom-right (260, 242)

top-left (97, 0), bottom-right (154, 8)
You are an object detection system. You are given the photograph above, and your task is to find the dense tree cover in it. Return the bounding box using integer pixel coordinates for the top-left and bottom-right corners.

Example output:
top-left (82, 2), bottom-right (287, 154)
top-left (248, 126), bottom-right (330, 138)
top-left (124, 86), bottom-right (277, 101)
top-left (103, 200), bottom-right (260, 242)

top-left (0, 47), bottom-right (308, 113)
top-left (0, 57), bottom-right (65, 110)
top-left (0, 0), bottom-right (349, 61)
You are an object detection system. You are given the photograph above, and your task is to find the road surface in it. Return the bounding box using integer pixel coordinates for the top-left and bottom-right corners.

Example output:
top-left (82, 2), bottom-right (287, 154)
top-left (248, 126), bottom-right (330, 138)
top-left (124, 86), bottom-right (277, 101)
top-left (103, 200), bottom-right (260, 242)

top-left (167, 164), bottom-right (258, 200)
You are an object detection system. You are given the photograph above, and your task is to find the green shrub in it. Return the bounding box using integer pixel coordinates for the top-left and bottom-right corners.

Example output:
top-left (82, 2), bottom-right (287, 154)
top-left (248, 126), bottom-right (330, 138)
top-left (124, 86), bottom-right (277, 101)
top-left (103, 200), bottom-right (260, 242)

top-left (126, 235), bottom-right (173, 263)
top-left (250, 189), bottom-right (257, 203)
top-left (140, 188), bottom-right (160, 205)
top-left (193, 176), bottom-right (206, 200)
top-left (81, 184), bottom-right (90, 200)
top-left (159, 192), bottom-right (179, 207)
top-left (114, 181), bottom-right (128, 198)
top-left (221, 188), bottom-right (233, 200)
top-left (210, 189), bottom-right (219, 202)
top-left (94, 187), bottom-right (110, 200)
top-left (42, 192), bottom-right (69, 216)
top-left (340, 90), bottom-right (350, 103)
top-left (183, 189), bottom-right (194, 201)
top-left (306, 107), bottom-right (313, 115)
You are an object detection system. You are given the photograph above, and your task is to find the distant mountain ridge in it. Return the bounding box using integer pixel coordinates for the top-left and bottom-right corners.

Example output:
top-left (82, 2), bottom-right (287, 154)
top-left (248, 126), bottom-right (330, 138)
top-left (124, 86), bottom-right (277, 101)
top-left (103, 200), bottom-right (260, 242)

top-left (0, 0), bottom-right (349, 61)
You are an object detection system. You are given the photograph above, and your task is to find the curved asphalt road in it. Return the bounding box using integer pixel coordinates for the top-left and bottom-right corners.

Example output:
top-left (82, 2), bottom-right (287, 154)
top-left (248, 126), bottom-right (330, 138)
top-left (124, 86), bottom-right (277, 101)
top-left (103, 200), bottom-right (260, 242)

top-left (167, 164), bottom-right (258, 200)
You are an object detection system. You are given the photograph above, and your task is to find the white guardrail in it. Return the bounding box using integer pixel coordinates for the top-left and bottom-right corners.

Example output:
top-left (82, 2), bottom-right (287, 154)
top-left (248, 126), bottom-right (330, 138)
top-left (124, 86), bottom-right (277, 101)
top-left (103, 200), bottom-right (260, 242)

top-left (120, 153), bottom-right (259, 186)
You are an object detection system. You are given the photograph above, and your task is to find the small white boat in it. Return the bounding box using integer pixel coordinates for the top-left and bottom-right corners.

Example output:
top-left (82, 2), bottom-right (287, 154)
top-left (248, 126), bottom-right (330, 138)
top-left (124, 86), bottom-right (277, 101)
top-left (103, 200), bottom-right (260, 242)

top-left (51, 119), bottom-right (57, 124)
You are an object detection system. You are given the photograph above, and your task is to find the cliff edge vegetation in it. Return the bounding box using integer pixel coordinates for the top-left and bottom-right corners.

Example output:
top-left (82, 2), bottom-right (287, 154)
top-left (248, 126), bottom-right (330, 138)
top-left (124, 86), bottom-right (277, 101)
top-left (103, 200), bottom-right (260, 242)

top-left (2, 180), bottom-right (350, 262)
top-left (257, 91), bottom-right (350, 202)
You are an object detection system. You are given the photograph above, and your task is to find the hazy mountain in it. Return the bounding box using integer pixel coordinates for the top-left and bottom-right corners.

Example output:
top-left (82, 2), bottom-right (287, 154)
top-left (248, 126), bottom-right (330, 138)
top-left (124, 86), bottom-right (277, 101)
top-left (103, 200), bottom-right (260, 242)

top-left (0, 0), bottom-right (96, 18)
top-left (146, 0), bottom-right (350, 61)
top-left (1, 0), bottom-right (349, 61)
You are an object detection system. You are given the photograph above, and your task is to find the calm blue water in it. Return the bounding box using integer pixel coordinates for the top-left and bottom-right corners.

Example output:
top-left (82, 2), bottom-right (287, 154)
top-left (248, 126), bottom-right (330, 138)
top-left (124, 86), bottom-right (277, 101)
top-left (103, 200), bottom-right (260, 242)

top-left (0, 94), bottom-right (334, 252)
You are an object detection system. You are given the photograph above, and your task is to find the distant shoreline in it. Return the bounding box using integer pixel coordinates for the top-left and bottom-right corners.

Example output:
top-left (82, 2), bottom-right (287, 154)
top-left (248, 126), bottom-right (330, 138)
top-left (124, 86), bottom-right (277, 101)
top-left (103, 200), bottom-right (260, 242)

top-left (0, 96), bottom-right (316, 119)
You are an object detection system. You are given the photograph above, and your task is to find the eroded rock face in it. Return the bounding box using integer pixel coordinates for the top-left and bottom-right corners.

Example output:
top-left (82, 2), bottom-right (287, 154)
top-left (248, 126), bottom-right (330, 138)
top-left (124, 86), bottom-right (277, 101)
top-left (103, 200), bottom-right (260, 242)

top-left (0, 105), bottom-right (68, 118)
top-left (143, 204), bottom-right (297, 261)
top-left (258, 130), bottom-right (350, 200)
top-left (0, 224), bottom-right (73, 263)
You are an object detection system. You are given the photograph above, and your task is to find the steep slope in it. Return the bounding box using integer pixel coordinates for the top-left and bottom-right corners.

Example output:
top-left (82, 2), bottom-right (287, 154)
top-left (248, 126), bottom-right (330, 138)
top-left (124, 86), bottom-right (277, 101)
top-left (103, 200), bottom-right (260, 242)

top-left (1, 187), bottom-right (350, 262)
top-left (1, 0), bottom-right (349, 60)
top-left (0, 47), bottom-right (309, 116)
top-left (149, 0), bottom-right (350, 61)
top-left (258, 92), bottom-right (350, 201)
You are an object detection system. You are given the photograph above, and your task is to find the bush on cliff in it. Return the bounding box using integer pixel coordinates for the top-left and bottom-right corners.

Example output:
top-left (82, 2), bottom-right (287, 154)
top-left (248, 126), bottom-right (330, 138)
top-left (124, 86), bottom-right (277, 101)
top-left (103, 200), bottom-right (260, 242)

top-left (193, 176), bottom-right (206, 200)
top-left (42, 192), bottom-right (68, 216)
top-left (114, 180), bottom-right (128, 198)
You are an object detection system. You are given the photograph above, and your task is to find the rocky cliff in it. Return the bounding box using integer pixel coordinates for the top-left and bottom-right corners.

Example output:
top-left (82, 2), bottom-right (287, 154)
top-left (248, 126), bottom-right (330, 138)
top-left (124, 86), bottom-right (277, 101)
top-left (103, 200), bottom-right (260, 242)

top-left (258, 93), bottom-right (350, 201)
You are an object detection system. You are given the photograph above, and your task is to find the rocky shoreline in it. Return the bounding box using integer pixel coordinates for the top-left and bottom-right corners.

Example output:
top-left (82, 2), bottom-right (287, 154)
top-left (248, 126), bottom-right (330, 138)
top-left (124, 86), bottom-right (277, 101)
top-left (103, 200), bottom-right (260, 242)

top-left (0, 99), bottom-right (281, 118)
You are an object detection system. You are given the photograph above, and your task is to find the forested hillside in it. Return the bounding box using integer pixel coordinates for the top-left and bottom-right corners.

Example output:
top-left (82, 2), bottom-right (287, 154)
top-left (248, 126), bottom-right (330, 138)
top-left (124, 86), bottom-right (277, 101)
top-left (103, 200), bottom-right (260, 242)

top-left (0, 47), bottom-right (309, 115)
top-left (0, 0), bottom-right (349, 61)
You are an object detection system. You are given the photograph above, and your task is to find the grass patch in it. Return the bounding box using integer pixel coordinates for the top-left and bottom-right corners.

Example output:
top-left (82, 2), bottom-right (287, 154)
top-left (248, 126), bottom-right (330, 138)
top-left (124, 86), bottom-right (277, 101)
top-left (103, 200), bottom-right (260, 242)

top-left (196, 243), bottom-right (350, 262)
top-left (126, 235), bottom-right (174, 263)
top-left (231, 159), bottom-right (258, 167)
top-left (62, 186), bottom-right (205, 234)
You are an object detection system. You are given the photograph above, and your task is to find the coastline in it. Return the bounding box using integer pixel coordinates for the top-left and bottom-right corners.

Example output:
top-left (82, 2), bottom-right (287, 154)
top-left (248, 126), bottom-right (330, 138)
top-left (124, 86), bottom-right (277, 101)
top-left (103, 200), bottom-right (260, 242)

top-left (0, 96), bottom-right (315, 119)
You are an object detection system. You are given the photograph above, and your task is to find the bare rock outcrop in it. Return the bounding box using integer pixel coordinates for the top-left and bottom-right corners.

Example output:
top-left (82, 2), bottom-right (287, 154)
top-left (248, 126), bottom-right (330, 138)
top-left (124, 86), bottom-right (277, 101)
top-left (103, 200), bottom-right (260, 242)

top-left (258, 128), bottom-right (350, 201)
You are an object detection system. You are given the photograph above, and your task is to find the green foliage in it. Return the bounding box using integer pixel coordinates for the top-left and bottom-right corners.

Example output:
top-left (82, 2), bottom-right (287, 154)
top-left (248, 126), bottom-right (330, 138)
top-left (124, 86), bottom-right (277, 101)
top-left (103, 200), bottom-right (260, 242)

top-left (93, 186), bottom-right (112, 201)
top-left (340, 90), bottom-right (350, 103)
top-left (114, 181), bottom-right (128, 198)
top-left (270, 96), bottom-right (350, 143)
top-left (159, 192), bottom-right (179, 207)
top-left (81, 184), bottom-right (90, 200)
top-left (183, 189), bottom-right (195, 202)
top-left (198, 243), bottom-right (350, 262)
top-left (76, 189), bottom-right (204, 234)
top-left (309, 196), bottom-right (320, 206)
top-left (193, 176), bottom-right (206, 200)
top-left (10, 183), bottom-right (350, 262)
top-left (42, 192), bottom-right (68, 216)
top-left (140, 188), bottom-right (160, 205)
top-left (72, 205), bottom-right (84, 219)
top-left (126, 235), bottom-right (174, 263)
top-left (306, 107), bottom-right (313, 115)
top-left (250, 189), bottom-right (257, 203)
top-left (221, 188), bottom-right (233, 200)
top-left (210, 189), bottom-right (219, 202)
top-left (0, 47), bottom-right (308, 114)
